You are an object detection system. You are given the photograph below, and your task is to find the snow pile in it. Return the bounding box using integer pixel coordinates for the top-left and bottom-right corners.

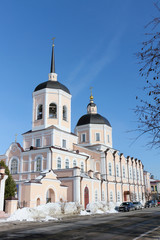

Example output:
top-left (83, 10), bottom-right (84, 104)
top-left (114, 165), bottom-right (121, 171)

top-left (7, 202), bottom-right (82, 222)
top-left (62, 202), bottom-right (82, 215)
top-left (86, 201), bottom-right (118, 214)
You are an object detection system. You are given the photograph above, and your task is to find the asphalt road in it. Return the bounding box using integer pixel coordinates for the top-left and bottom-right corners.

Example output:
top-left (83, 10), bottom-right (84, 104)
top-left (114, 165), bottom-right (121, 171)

top-left (0, 207), bottom-right (160, 240)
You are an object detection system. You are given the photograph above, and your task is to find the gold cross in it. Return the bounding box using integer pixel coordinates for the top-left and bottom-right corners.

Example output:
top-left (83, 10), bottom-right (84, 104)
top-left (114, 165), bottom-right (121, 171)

top-left (15, 134), bottom-right (18, 143)
top-left (90, 86), bottom-right (93, 96)
top-left (52, 37), bottom-right (56, 46)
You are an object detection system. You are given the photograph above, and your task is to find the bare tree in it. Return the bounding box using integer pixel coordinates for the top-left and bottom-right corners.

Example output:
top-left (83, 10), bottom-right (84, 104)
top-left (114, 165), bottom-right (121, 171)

top-left (135, 1), bottom-right (160, 148)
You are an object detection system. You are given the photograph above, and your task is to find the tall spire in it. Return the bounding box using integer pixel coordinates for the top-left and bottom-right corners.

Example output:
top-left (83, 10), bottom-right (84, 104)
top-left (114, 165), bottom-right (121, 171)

top-left (48, 38), bottom-right (58, 81)
top-left (50, 37), bottom-right (55, 73)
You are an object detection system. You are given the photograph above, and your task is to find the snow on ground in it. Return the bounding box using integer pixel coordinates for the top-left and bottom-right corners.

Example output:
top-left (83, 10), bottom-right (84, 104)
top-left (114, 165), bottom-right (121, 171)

top-left (4, 201), bottom-right (118, 222)
top-left (85, 201), bottom-right (118, 214)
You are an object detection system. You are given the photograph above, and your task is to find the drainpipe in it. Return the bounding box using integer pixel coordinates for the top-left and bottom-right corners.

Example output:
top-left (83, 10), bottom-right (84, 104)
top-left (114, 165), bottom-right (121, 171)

top-left (104, 149), bottom-right (109, 203)
top-left (49, 147), bottom-right (53, 170)
top-left (113, 151), bottom-right (117, 203)
top-left (85, 156), bottom-right (89, 173)
top-left (120, 153), bottom-right (123, 202)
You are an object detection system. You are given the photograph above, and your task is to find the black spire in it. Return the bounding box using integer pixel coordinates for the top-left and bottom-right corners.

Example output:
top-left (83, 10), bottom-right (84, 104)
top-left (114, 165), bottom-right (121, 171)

top-left (50, 38), bottom-right (55, 73)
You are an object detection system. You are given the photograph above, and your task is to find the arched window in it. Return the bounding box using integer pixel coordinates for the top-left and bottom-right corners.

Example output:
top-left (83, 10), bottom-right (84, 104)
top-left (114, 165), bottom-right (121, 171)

top-left (81, 162), bottom-right (84, 173)
top-left (73, 159), bottom-right (77, 167)
top-left (110, 191), bottom-right (113, 202)
top-left (65, 159), bottom-right (69, 169)
top-left (57, 157), bottom-right (61, 169)
top-left (63, 105), bottom-right (67, 121)
top-left (117, 192), bottom-right (120, 202)
top-left (11, 158), bottom-right (18, 174)
top-left (108, 162), bottom-right (112, 176)
top-left (36, 157), bottom-right (42, 171)
top-left (49, 103), bottom-right (57, 118)
top-left (95, 190), bottom-right (98, 202)
top-left (37, 104), bottom-right (43, 120)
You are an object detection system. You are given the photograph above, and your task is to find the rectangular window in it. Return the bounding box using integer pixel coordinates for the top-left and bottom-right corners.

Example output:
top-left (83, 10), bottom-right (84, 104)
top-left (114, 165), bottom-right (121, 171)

top-left (81, 133), bottom-right (86, 142)
top-left (36, 139), bottom-right (41, 147)
top-left (62, 139), bottom-right (66, 148)
top-left (107, 135), bottom-right (110, 143)
top-left (96, 133), bottom-right (100, 141)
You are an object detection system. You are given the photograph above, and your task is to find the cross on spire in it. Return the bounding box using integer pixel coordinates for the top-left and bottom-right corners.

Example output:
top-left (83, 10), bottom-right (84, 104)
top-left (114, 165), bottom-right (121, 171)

top-left (90, 86), bottom-right (94, 102)
top-left (52, 37), bottom-right (55, 47)
top-left (15, 133), bottom-right (18, 143)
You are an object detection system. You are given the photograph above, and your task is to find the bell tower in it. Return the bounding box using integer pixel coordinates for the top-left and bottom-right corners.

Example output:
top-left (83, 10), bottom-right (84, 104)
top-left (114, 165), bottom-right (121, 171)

top-left (32, 40), bottom-right (72, 132)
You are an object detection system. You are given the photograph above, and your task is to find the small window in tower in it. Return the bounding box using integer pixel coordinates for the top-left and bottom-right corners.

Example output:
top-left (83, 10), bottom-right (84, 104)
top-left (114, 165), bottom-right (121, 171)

top-left (49, 103), bottom-right (57, 118)
top-left (107, 134), bottom-right (110, 143)
top-left (96, 133), bottom-right (100, 141)
top-left (81, 134), bottom-right (86, 142)
top-left (36, 157), bottom-right (42, 171)
top-left (62, 139), bottom-right (66, 148)
top-left (36, 139), bottom-right (41, 147)
top-left (63, 105), bottom-right (67, 121)
top-left (37, 104), bottom-right (43, 120)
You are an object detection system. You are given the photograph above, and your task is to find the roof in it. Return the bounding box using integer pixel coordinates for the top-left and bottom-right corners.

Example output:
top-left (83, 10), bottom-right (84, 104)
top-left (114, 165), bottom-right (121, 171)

top-left (22, 125), bottom-right (77, 136)
top-left (34, 80), bottom-right (70, 94)
top-left (76, 113), bottom-right (111, 127)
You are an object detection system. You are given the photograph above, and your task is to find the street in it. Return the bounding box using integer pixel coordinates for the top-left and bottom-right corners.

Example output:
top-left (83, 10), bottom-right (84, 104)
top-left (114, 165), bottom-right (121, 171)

top-left (0, 207), bottom-right (160, 240)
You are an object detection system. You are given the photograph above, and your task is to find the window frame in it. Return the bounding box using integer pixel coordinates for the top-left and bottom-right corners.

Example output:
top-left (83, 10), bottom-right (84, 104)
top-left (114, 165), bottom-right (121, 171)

top-left (95, 132), bottom-right (100, 141)
top-left (10, 158), bottom-right (18, 174)
top-left (35, 138), bottom-right (41, 148)
top-left (57, 157), bottom-right (61, 169)
top-left (36, 156), bottom-right (42, 172)
top-left (65, 159), bottom-right (69, 169)
top-left (62, 105), bottom-right (67, 121)
top-left (37, 104), bottom-right (43, 120)
top-left (62, 139), bottom-right (66, 148)
top-left (81, 133), bottom-right (86, 143)
top-left (49, 103), bottom-right (57, 119)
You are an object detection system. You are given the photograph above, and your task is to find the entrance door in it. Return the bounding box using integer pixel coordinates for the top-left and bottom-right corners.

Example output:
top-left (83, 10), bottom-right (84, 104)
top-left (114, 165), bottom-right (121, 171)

top-left (84, 187), bottom-right (89, 209)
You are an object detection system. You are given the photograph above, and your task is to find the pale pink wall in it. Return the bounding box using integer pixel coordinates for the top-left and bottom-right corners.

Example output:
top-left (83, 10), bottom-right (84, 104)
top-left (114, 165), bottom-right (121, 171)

top-left (60, 180), bottom-right (73, 202)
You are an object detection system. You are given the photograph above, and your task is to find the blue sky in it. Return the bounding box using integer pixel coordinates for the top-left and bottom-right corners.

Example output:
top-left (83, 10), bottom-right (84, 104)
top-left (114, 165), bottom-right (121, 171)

top-left (0, 0), bottom-right (159, 178)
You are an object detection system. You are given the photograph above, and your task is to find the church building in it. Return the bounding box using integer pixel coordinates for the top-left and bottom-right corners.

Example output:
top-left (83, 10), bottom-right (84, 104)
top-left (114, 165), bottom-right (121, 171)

top-left (0, 41), bottom-right (145, 209)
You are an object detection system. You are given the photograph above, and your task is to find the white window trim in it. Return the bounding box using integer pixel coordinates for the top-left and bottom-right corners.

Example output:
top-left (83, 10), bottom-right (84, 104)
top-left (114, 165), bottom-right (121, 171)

top-left (35, 138), bottom-right (41, 148)
top-left (34, 155), bottom-right (43, 172)
top-left (10, 156), bottom-right (19, 174)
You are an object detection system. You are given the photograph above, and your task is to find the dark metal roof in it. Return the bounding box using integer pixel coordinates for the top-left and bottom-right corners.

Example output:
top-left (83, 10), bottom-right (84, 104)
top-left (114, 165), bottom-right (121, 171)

top-left (76, 113), bottom-right (111, 127)
top-left (34, 80), bottom-right (70, 94)
top-left (87, 102), bottom-right (96, 107)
